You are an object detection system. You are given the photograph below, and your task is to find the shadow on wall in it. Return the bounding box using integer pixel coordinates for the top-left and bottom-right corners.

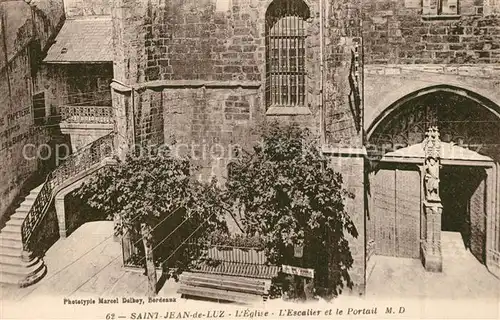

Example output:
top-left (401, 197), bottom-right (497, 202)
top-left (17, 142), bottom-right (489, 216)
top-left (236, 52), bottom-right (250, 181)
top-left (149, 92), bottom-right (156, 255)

top-left (64, 189), bottom-right (109, 238)
top-left (0, 169), bottom-right (49, 231)
top-left (29, 202), bottom-right (59, 257)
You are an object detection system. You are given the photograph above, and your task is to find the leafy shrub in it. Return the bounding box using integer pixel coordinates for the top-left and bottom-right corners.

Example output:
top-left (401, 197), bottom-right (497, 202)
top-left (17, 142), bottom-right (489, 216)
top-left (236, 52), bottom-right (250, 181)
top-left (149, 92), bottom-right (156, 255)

top-left (225, 123), bottom-right (358, 298)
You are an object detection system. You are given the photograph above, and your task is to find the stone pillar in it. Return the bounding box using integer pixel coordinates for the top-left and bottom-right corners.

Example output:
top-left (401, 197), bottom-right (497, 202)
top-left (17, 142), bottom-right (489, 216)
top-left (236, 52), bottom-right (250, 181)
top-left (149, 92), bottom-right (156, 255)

top-left (420, 126), bottom-right (443, 272)
top-left (421, 202), bottom-right (443, 272)
top-left (111, 0), bottom-right (145, 161)
top-left (54, 196), bottom-right (67, 238)
top-left (111, 82), bottom-right (133, 161)
top-left (325, 148), bottom-right (366, 296)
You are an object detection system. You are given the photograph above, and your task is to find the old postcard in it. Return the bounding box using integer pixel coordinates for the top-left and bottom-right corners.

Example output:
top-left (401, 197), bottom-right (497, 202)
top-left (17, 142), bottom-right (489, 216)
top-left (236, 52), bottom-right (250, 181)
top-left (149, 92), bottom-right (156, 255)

top-left (1, 0), bottom-right (499, 319)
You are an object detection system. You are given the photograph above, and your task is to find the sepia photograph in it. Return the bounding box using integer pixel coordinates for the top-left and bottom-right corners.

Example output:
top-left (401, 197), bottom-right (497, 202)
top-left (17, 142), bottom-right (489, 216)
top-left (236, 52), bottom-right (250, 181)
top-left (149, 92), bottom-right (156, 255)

top-left (0, 0), bottom-right (499, 319)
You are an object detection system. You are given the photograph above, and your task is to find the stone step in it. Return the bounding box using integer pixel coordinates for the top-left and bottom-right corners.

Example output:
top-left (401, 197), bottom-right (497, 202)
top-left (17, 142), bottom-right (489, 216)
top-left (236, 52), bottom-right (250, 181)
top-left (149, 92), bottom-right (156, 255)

top-left (25, 193), bottom-right (38, 201)
top-left (0, 234), bottom-right (23, 247)
top-left (0, 272), bottom-right (23, 285)
top-left (32, 184), bottom-right (43, 193)
top-left (0, 257), bottom-right (44, 277)
top-left (18, 207), bottom-right (34, 216)
top-left (10, 212), bottom-right (28, 221)
top-left (6, 218), bottom-right (23, 227)
top-left (0, 247), bottom-right (22, 258)
top-left (1, 224), bottom-right (22, 235)
top-left (0, 260), bottom-right (47, 287)
top-left (19, 202), bottom-right (34, 210)
top-left (0, 255), bottom-right (38, 268)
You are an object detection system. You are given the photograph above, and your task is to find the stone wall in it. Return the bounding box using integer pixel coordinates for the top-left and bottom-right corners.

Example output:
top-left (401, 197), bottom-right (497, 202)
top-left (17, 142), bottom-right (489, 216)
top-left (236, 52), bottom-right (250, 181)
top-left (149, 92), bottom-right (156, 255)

top-left (63, 0), bottom-right (112, 17)
top-left (363, 0), bottom-right (500, 65)
top-left (470, 176), bottom-right (487, 263)
top-left (326, 153), bottom-right (365, 295)
top-left (114, 0), bottom-right (363, 163)
top-left (31, 0), bottom-right (66, 51)
top-left (113, 0), bottom-right (366, 292)
top-left (28, 202), bottom-right (59, 255)
top-left (64, 190), bottom-right (107, 237)
top-left (42, 63), bottom-right (113, 114)
top-left (0, 0), bottom-right (64, 221)
top-left (325, 0), bottom-right (363, 147)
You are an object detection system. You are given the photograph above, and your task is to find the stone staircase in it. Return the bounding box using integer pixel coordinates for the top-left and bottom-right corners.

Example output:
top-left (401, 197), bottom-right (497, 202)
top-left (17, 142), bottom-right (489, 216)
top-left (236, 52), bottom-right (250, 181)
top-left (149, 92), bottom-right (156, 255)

top-left (0, 185), bottom-right (47, 287)
top-left (0, 132), bottom-right (114, 288)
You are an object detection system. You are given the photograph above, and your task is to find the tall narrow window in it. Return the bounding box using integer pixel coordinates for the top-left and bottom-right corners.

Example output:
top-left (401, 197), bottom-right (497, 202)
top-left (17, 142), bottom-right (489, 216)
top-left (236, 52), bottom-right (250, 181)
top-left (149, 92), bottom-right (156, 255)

top-left (422, 0), bottom-right (459, 16)
top-left (32, 92), bottom-right (46, 126)
top-left (265, 0), bottom-right (310, 108)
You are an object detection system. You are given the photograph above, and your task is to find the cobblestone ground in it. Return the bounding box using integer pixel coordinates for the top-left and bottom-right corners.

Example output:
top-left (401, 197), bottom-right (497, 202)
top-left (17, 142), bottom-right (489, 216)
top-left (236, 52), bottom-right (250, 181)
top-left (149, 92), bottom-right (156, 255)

top-left (0, 221), bottom-right (180, 302)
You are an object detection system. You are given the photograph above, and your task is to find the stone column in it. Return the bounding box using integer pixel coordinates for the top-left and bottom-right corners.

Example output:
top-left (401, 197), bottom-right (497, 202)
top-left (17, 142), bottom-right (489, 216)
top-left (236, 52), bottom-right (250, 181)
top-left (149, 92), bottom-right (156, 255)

top-left (111, 82), bottom-right (133, 161)
top-left (324, 148), bottom-right (366, 295)
top-left (111, 0), bottom-right (145, 161)
top-left (420, 126), bottom-right (443, 272)
top-left (421, 201), bottom-right (443, 272)
top-left (54, 196), bottom-right (67, 238)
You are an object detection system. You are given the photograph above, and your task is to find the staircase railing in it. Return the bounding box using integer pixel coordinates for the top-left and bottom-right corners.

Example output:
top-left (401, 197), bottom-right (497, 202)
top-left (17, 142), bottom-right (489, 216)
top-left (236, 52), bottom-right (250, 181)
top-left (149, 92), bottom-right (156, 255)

top-left (21, 132), bottom-right (115, 251)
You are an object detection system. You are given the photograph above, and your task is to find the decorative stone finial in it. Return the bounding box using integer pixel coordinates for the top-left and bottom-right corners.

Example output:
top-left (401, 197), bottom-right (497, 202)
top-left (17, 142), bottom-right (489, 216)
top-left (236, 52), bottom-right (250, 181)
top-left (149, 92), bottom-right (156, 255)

top-left (423, 126), bottom-right (441, 203)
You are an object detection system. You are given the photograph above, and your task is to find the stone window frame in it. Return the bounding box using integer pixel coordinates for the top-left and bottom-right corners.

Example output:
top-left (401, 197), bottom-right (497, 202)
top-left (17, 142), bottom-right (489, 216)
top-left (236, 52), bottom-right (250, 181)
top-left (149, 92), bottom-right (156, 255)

top-left (264, 0), bottom-right (312, 116)
top-left (422, 0), bottom-right (461, 20)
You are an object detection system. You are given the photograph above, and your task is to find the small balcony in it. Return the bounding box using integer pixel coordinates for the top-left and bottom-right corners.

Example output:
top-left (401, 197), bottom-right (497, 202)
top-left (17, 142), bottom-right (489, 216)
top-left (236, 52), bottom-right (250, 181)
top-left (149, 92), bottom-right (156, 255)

top-left (60, 104), bottom-right (113, 124)
top-left (59, 104), bottom-right (114, 153)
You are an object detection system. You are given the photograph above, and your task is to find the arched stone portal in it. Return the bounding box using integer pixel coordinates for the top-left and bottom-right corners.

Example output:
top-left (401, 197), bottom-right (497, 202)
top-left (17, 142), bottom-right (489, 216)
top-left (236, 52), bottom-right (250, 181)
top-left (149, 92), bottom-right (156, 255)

top-left (365, 86), bottom-right (500, 281)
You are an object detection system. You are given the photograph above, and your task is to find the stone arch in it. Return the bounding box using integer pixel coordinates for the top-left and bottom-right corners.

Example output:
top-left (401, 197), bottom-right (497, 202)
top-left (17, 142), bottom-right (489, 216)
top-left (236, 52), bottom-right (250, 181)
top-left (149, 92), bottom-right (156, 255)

top-left (263, 0), bottom-right (314, 17)
top-left (364, 84), bottom-right (500, 281)
top-left (366, 84), bottom-right (500, 140)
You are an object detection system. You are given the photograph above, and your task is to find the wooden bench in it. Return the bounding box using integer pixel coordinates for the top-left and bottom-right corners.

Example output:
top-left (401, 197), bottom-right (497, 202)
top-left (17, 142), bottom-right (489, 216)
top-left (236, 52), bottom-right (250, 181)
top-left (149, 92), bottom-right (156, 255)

top-left (178, 271), bottom-right (273, 303)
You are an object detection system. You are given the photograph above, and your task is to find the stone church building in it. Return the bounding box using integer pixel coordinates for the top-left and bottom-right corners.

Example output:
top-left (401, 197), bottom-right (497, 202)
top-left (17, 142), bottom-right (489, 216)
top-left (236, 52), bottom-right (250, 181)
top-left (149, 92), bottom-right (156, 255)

top-left (0, 0), bottom-right (499, 296)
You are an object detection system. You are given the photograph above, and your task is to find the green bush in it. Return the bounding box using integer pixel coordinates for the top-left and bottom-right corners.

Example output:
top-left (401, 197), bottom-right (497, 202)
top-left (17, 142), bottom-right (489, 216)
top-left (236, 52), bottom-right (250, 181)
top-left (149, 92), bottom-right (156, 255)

top-left (225, 123), bottom-right (358, 298)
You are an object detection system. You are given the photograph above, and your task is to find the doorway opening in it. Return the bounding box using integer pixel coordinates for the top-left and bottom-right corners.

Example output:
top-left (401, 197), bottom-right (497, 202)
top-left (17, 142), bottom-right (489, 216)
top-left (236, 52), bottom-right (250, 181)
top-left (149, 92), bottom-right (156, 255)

top-left (440, 165), bottom-right (487, 263)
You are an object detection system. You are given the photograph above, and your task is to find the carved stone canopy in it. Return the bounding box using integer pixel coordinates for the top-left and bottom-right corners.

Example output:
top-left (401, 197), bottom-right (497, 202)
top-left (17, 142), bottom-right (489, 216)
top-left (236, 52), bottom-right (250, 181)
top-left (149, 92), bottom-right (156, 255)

top-left (423, 126), bottom-right (442, 159)
top-left (381, 142), bottom-right (492, 162)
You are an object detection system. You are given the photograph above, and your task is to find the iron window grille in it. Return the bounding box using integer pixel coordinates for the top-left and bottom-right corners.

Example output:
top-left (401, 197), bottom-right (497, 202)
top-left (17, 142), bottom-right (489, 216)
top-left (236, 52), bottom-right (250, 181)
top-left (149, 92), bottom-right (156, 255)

top-left (265, 0), bottom-right (310, 108)
top-left (422, 0), bottom-right (459, 16)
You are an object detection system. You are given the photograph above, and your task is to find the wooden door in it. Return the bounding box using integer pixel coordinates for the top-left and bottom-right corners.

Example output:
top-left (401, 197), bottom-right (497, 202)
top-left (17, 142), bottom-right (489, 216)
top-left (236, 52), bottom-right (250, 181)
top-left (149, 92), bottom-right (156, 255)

top-left (373, 165), bottom-right (421, 258)
top-left (373, 168), bottom-right (396, 257)
top-left (395, 169), bottom-right (421, 258)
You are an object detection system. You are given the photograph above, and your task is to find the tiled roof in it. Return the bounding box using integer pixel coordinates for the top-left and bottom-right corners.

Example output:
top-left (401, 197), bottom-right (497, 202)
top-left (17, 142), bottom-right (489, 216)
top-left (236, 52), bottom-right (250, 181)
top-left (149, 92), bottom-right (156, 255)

top-left (44, 17), bottom-right (112, 63)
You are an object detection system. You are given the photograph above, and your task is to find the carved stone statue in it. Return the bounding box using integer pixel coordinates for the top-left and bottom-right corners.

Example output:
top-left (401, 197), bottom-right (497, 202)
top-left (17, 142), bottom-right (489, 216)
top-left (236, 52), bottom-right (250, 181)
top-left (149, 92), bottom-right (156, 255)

top-left (423, 126), bottom-right (441, 202)
top-left (424, 157), bottom-right (440, 202)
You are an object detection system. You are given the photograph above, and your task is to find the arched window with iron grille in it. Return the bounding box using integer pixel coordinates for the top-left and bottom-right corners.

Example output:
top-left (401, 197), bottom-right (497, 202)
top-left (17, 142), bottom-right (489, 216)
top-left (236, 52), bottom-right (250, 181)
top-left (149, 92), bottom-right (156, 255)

top-left (265, 0), bottom-right (310, 108)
